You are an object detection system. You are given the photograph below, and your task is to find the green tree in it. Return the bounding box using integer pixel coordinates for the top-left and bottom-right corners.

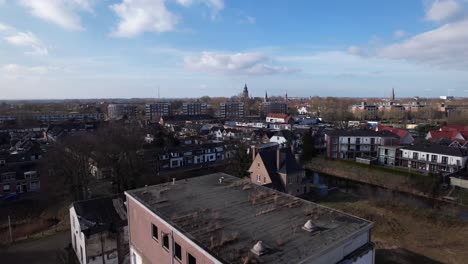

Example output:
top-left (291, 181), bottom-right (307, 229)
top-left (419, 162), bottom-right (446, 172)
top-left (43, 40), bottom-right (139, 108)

top-left (300, 132), bottom-right (316, 163)
top-left (227, 144), bottom-right (252, 178)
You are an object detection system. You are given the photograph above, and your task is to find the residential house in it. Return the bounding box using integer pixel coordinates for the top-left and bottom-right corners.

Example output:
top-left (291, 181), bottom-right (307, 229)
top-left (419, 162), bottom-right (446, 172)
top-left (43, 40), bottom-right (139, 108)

top-left (269, 130), bottom-right (297, 148)
top-left (125, 173), bottom-right (375, 264)
top-left (265, 113), bottom-right (293, 124)
top-left (70, 195), bottom-right (128, 264)
top-left (376, 125), bottom-right (414, 145)
top-left (249, 143), bottom-right (309, 196)
top-left (156, 143), bottom-right (231, 173)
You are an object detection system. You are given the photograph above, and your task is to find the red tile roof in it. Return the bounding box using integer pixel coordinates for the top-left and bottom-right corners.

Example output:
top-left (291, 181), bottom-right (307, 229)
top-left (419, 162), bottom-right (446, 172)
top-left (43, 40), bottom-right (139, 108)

top-left (428, 130), bottom-right (461, 140)
top-left (375, 125), bottom-right (408, 139)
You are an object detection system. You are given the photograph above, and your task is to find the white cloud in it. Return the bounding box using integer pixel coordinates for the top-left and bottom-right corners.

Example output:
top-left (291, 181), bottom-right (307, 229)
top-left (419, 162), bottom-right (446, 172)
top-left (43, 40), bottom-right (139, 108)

top-left (184, 51), bottom-right (297, 75)
top-left (1, 64), bottom-right (49, 79)
top-left (4, 31), bottom-right (48, 55)
top-left (239, 15), bottom-right (256, 24)
top-left (0, 23), bottom-right (48, 55)
top-left (18, 0), bottom-right (94, 30)
top-left (110, 0), bottom-right (178, 37)
top-left (176, 0), bottom-right (224, 14)
top-left (425, 0), bottom-right (464, 22)
top-left (393, 30), bottom-right (407, 38)
top-left (0, 23), bottom-right (14, 32)
top-left (380, 18), bottom-right (468, 69)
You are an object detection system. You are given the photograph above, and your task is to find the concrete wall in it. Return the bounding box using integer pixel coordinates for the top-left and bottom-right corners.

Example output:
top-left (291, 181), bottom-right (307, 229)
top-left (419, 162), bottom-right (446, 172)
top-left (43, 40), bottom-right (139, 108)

top-left (450, 177), bottom-right (468, 189)
top-left (126, 194), bottom-right (222, 264)
top-left (70, 207), bottom-right (87, 264)
top-left (302, 230), bottom-right (373, 264)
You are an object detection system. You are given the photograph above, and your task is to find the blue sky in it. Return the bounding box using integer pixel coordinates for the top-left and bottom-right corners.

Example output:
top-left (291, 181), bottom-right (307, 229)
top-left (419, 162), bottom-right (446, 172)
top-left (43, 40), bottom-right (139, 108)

top-left (1, 0), bottom-right (468, 99)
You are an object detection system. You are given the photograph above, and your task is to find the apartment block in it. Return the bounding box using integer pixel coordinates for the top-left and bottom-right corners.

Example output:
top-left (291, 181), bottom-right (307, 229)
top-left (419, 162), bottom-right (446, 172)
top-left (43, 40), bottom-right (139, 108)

top-left (145, 103), bottom-right (172, 120)
top-left (260, 101), bottom-right (288, 116)
top-left (325, 130), bottom-right (399, 160)
top-left (182, 102), bottom-right (207, 116)
top-left (126, 173), bottom-right (375, 264)
top-left (219, 101), bottom-right (244, 119)
top-left (108, 104), bottom-right (138, 120)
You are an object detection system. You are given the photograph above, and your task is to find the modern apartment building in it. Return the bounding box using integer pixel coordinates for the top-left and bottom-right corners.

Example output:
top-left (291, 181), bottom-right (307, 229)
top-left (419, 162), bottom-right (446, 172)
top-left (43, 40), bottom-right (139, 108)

top-left (325, 130), bottom-right (399, 160)
top-left (126, 173), bottom-right (375, 264)
top-left (399, 144), bottom-right (468, 173)
top-left (182, 102), bottom-right (207, 116)
top-left (219, 101), bottom-right (244, 119)
top-left (260, 101), bottom-right (288, 116)
top-left (108, 104), bottom-right (138, 120)
top-left (145, 102), bottom-right (172, 120)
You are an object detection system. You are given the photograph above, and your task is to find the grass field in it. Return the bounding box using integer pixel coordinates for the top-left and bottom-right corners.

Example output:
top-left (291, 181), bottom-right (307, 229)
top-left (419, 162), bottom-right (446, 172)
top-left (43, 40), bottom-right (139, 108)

top-left (320, 191), bottom-right (468, 264)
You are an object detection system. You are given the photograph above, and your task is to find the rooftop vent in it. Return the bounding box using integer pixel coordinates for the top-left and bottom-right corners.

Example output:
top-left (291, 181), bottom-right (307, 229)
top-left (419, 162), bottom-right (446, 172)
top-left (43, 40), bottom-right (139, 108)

top-left (143, 185), bottom-right (148, 194)
top-left (172, 178), bottom-right (176, 185)
top-left (218, 176), bottom-right (225, 184)
top-left (250, 241), bottom-right (265, 256)
top-left (302, 220), bottom-right (316, 232)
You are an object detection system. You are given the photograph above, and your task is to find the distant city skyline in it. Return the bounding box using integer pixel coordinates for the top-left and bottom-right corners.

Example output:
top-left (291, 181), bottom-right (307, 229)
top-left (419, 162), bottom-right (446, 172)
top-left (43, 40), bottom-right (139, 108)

top-left (1, 0), bottom-right (468, 99)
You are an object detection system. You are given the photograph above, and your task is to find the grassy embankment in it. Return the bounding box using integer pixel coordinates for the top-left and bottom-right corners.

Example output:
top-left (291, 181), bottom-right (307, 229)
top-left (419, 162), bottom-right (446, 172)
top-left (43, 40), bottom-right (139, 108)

top-left (306, 156), bottom-right (468, 204)
top-left (320, 191), bottom-right (468, 264)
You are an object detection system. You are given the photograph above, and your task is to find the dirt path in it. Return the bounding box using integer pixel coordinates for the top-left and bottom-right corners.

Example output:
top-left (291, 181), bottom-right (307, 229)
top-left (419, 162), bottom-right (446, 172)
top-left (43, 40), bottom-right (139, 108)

top-left (0, 231), bottom-right (70, 264)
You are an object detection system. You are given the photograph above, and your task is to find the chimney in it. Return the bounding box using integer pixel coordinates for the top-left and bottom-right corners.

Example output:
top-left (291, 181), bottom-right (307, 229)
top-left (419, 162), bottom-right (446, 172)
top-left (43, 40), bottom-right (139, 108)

top-left (251, 145), bottom-right (257, 161)
top-left (276, 146), bottom-right (281, 172)
top-left (172, 178), bottom-right (176, 185)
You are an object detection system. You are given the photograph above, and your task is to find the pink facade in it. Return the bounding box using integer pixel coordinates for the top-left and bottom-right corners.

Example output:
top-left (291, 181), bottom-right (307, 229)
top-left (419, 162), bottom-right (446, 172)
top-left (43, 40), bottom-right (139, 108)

top-left (127, 195), bottom-right (220, 264)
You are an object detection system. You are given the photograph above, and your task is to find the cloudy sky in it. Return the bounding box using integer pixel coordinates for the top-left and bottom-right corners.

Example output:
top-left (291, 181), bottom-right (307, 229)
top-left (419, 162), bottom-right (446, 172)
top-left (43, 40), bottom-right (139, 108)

top-left (1, 0), bottom-right (468, 99)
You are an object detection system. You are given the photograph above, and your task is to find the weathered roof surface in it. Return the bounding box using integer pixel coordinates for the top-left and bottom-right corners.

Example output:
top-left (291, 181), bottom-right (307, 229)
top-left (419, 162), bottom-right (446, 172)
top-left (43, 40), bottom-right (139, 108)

top-left (402, 144), bottom-right (468, 157)
top-left (127, 173), bottom-right (373, 264)
top-left (73, 195), bottom-right (127, 236)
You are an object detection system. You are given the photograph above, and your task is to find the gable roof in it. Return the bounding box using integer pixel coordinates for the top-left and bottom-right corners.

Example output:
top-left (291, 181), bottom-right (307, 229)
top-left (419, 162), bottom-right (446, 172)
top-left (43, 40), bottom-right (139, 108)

top-left (376, 125), bottom-right (409, 139)
top-left (278, 148), bottom-right (303, 174)
top-left (428, 130), bottom-right (462, 140)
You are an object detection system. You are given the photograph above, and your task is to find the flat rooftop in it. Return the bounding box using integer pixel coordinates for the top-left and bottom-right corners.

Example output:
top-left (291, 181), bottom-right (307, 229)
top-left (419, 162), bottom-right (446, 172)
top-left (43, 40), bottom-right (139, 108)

top-left (127, 173), bottom-right (373, 263)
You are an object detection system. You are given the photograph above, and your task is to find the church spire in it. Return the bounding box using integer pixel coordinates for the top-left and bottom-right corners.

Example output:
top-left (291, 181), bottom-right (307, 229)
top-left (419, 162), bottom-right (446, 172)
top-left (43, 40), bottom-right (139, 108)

top-left (264, 90), bottom-right (269, 102)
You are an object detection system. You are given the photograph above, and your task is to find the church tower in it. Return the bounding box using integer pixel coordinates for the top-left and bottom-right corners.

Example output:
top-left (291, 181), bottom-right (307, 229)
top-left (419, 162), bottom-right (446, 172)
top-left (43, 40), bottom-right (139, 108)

top-left (242, 83), bottom-right (249, 100)
top-left (264, 90), bottom-right (269, 103)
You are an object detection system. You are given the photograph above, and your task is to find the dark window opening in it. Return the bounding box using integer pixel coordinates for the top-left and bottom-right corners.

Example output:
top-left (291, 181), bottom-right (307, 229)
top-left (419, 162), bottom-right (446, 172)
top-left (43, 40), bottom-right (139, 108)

top-left (188, 253), bottom-right (197, 264)
top-left (162, 233), bottom-right (169, 249)
top-left (174, 242), bottom-right (182, 260)
top-left (152, 224), bottom-right (158, 240)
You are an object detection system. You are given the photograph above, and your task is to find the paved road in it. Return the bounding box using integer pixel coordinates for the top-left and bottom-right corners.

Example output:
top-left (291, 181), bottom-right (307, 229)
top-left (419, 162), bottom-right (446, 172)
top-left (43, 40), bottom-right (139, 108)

top-left (0, 231), bottom-right (70, 264)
